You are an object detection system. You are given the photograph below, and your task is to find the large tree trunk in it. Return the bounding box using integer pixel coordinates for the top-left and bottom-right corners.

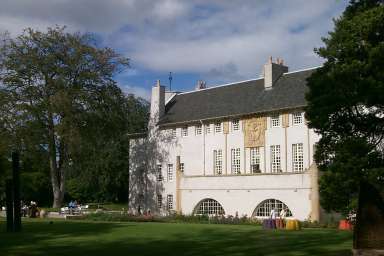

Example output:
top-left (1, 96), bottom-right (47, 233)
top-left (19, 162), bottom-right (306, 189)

top-left (353, 182), bottom-right (384, 255)
top-left (47, 112), bottom-right (65, 208)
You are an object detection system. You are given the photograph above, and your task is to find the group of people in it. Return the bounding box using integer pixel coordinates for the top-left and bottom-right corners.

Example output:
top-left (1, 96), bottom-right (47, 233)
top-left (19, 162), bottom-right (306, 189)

top-left (270, 207), bottom-right (287, 219)
top-left (21, 201), bottom-right (40, 218)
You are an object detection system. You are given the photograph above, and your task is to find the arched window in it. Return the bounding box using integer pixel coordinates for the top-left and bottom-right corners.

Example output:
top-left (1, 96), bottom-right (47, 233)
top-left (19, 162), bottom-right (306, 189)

top-left (194, 199), bottom-right (225, 215)
top-left (253, 199), bottom-right (292, 218)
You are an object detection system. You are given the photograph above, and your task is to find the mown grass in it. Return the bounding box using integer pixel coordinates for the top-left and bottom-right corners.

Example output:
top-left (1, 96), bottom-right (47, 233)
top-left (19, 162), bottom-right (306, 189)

top-left (0, 218), bottom-right (352, 256)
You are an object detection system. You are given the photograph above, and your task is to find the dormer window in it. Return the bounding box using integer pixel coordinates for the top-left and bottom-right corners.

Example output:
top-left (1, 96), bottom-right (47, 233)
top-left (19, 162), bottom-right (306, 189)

top-left (214, 122), bottom-right (222, 133)
top-left (271, 114), bottom-right (280, 128)
top-left (293, 112), bottom-right (303, 125)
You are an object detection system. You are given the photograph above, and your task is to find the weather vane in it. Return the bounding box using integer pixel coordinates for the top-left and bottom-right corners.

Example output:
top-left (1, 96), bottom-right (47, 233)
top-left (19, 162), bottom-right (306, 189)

top-left (169, 72), bottom-right (173, 91)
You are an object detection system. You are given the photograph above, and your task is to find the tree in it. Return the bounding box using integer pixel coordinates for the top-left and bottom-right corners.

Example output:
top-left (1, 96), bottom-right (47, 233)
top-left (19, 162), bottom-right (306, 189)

top-left (0, 26), bottom-right (130, 207)
top-left (306, 0), bottom-right (384, 249)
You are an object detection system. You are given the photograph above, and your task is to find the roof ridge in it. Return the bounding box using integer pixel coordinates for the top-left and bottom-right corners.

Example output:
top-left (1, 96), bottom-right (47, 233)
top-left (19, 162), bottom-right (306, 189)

top-left (176, 66), bottom-right (319, 97)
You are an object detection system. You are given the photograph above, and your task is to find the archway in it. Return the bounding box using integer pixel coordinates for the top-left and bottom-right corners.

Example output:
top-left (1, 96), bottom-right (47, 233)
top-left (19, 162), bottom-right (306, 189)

top-left (252, 199), bottom-right (293, 218)
top-left (193, 198), bottom-right (225, 215)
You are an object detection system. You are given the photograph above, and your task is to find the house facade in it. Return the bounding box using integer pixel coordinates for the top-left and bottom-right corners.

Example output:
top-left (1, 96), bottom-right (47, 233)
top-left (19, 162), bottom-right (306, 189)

top-left (129, 58), bottom-right (321, 221)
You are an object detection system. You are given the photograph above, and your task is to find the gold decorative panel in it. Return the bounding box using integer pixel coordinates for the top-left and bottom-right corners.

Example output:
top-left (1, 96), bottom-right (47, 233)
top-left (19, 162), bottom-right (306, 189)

top-left (244, 117), bottom-right (266, 147)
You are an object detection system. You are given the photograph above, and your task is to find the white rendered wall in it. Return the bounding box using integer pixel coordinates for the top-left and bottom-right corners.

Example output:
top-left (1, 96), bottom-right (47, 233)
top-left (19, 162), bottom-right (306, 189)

top-left (130, 111), bottom-right (320, 220)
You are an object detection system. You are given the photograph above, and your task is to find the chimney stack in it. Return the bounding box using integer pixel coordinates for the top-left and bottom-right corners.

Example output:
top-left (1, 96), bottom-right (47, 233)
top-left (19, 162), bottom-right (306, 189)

top-left (263, 56), bottom-right (288, 89)
top-left (195, 80), bottom-right (207, 90)
top-left (150, 80), bottom-right (165, 122)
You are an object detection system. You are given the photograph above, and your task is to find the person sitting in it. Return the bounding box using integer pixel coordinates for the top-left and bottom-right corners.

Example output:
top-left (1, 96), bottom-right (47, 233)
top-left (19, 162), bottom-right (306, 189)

top-left (270, 208), bottom-right (277, 219)
top-left (280, 207), bottom-right (287, 219)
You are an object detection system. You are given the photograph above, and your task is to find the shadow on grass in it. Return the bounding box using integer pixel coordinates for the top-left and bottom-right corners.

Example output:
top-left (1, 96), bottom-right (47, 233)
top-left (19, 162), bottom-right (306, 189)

top-left (0, 220), bottom-right (352, 256)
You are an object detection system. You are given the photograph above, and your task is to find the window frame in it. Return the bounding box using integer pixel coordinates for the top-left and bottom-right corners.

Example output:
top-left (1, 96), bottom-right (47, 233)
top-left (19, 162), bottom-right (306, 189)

top-left (167, 164), bottom-right (173, 182)
top-left (181, 126), bottom-right (188, 137)
top-left (231, 148), bottom-right (241, 174)
top-left (270, 145), bottom-right (281, 173)
top-left (195, 125), bottom-right (202, 135)
top-left (250, 147), bottom-right (261, 173)
top-left (157, 194), bottom-right (162, 209)
top-left (271, 114), bottom-right (281, 128)
top-left (214, 122), bottom-right (222, 133)
top-left (292, 143), bottom-right (304, 172)
top-left (156, 164), bottom-right (163, 181)
top-left (232, 119), bottom-right (240, 131)
top-left (213, 149), bottom-right (223, 175)
top-left (167, 194), bottom-right (173, 210)
top-left (205, 124), bottom-right (211, 134)
top-left (292, 112), bottom-right (303, 125)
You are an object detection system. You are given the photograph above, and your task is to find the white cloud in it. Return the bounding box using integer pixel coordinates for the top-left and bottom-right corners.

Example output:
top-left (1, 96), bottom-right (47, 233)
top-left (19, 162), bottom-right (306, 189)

top-left (0, 0), bottom-right (348, 83)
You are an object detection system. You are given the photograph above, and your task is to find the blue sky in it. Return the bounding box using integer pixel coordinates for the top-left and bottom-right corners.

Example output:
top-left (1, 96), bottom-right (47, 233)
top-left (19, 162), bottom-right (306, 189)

top-left (0, 0), bottom-right (348, 100)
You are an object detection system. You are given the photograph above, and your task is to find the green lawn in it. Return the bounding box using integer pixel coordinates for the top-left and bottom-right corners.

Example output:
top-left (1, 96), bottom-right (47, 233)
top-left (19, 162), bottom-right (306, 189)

top-left (0, 219), bottom-right (352, 256)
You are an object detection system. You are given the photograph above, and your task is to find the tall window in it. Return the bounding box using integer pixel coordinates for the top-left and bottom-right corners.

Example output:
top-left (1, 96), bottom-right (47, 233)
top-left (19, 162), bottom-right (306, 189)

top-left (292, 143), bottom-right (304, 172)
top-left (167, 194), bottom-right (173, 210)
top-left (231, 148), bottom-right (241, 174)
top-left (205, 124), bottom-right (211, 134)
top-left (214, 122), bottom-right (222, 133)
top-left (271, 114), bottom-right (280, 128)
top-left (213, 149), bottom-right (223, 175)
top-left (293, 112), bottom-right (303, 125)
top-left (171, 129), bottom-right (176, 138)
top-left (250, 147), bottom-right (261, 173)
top-left (157, 194), bottom-right (162, 209)
top-left (232, 119), bottom-right (240, 131)
top-left (195, 125), bottom-right (202, 135)
top-left (270, 145), bottom-right (281, 172)
top-left (167, 164), bottom-right (173, 182)
top-left (157, 164), bottom-right (163, 181)
top-left (180, 163), bottom-right (184, 173)
top-left (181, 126), bottom-right (188, 137)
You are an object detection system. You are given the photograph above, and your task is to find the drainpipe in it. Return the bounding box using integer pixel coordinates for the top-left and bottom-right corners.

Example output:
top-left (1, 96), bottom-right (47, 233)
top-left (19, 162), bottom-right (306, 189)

top-left (200, 120), bottom-right (205, 176)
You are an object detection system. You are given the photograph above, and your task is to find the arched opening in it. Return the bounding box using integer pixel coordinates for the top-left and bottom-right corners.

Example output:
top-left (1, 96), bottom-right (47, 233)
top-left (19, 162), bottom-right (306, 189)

top-left (193, 198), bottom-right (225, 215)
top-left (252, 199), bottom-right (293, 218)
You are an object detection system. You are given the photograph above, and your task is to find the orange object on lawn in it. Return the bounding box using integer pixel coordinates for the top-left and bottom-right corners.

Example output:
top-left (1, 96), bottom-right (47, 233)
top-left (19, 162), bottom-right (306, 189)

top-left (339, 219), bottom-right (353, 230)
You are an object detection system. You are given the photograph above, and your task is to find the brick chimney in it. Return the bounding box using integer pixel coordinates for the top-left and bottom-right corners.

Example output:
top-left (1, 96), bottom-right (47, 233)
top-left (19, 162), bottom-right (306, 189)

top-left (195, 80), bottom-right (207, 90)
top-left (150, 80), bottom-right (165, 123)
top-left (263, 56), bottom-right (288, 89)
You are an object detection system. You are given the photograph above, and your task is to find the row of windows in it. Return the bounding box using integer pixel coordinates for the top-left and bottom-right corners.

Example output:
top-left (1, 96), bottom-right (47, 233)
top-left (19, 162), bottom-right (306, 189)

top-left (214, 143), bottom-right (304, 175)
top-left (172, 113), bottom-right (304, 138)
top-left (157, 143), bottom-right (304, 179)
top-left (192, 198), bottom-right (293, 218)
top-left (175, 119), bottom-right (240, 138)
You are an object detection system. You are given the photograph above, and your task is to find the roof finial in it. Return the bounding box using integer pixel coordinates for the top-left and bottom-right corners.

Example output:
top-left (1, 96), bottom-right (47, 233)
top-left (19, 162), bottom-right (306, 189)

top-left (269, 56), bottom-right (273, 64)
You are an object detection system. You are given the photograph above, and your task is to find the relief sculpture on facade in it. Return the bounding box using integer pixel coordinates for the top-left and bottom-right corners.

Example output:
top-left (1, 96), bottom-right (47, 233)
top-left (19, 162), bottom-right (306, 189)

top-left (244, 117), bottom-right (266, 147)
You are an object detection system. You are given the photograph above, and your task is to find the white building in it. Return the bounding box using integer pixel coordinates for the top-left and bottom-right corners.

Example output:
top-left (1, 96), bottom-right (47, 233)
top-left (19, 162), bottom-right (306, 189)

top-left (129, 58), bottom-right (321, 221)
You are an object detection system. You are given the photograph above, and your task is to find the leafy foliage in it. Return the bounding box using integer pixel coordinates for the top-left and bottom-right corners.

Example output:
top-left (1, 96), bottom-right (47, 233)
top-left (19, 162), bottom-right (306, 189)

top-left (306, 0), bottom-right (384, 215)
top-left (0, 27), bottom-right (148, 206)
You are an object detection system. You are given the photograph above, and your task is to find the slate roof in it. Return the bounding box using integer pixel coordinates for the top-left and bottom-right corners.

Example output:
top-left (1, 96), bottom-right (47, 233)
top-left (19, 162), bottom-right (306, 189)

top-left (158, 68), bottom-right (316, 126)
